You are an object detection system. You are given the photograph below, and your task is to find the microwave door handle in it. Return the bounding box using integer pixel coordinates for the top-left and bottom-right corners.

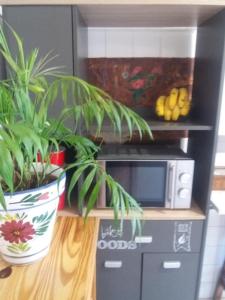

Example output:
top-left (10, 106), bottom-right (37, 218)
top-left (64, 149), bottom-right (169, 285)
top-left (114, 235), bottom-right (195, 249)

top-left (168, 163), bottom-right (176, 207)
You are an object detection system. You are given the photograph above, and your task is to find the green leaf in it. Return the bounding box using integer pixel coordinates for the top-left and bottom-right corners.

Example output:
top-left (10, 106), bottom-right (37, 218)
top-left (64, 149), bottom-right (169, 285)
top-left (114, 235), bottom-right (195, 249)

top-left (0, 141), bottom-right (14, 191)
top-left (0, 49), bottom-right (19, 73)
top-left (0, 185), bottom-right (6, 210)
top-left (67, 163), bottom-right (91, 205)
top-left (85, 175), bottom-right (104, 218)
top-left (0, 128), bottom-right (24, 175)
top-left (78, 166), bottom-right (97, 210)
top-left (12, 28), bottom-right (25, 69)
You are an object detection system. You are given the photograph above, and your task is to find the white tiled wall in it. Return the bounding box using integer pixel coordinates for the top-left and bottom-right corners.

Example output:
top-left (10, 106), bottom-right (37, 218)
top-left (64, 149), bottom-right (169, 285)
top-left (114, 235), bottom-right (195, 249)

top-left (199, 209), bottom-right (225, 299)
top-left (88, 27), bottom-right (196, 58)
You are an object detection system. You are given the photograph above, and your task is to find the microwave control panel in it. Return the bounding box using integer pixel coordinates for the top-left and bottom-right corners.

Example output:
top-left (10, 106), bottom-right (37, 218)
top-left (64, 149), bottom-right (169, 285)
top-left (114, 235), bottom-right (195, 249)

top-left (170, 160), bottom-right (195, 209)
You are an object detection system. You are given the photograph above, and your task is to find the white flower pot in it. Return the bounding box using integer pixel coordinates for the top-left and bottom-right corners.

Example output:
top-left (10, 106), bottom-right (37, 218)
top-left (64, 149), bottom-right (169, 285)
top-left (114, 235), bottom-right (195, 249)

top-left (0, 164), bottom-right (66, 265)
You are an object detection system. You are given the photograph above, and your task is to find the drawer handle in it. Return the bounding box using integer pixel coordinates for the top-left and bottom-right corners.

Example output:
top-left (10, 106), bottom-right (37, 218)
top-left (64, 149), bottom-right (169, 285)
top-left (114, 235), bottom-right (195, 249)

top-left (163, 261), bottom-right (181, 269)
top-left (135, 236), bottom-right (153, 244)
top-left (104, 261), bottom-right (122, 269)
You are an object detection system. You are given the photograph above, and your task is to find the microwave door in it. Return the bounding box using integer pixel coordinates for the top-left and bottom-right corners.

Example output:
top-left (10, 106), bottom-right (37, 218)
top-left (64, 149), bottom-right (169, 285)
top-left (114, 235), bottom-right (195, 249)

top-left (131, 161), bottom-right (167, 207)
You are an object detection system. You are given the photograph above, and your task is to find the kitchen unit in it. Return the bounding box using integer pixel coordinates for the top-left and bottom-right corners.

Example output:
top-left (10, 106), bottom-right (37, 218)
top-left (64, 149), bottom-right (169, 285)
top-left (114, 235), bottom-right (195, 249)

top-left (2, 2), bottom-right (225, 300)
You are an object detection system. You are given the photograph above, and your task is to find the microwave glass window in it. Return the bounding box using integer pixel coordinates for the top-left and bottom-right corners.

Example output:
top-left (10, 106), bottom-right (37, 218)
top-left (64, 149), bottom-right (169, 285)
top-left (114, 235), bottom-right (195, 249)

top-left (106, 162), bottom-right (131, 205)
top-left (106, 161), bottom-right (167, 207)
top-left (131, 162), bottom-right (167, 207)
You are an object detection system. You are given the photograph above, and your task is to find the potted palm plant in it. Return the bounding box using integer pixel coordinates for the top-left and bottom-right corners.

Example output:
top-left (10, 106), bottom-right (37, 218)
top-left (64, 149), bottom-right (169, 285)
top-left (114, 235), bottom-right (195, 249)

top-left (0, 26), bottom-right (152, 264)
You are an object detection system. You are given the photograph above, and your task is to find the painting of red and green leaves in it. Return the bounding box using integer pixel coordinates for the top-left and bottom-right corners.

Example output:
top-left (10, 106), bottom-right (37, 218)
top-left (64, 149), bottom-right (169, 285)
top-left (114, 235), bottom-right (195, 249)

top-left (88, 58), bottom-right (194, 111)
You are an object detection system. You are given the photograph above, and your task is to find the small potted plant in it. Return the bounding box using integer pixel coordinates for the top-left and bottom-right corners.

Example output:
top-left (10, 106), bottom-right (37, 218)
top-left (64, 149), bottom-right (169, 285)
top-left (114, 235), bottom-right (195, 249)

top-left (0, 26), bottom-right (151, 264)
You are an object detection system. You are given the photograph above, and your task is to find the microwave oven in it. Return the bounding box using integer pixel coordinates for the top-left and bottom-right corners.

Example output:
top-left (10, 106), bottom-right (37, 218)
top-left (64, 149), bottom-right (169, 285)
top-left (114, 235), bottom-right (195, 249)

top-left (97, 145), bottom-right (194, 209)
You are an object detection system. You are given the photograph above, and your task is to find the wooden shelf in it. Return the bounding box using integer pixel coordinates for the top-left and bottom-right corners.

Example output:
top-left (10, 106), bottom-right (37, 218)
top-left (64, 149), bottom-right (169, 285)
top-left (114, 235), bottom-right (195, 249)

top-left (1, 2), bottom-right (225, 27)
top-left (79, 4), bottom-right (224, 27)
top-left (58, 202), bottom-right (206, 220)
top-left (96, 120), bottom-right (212, 131)
top-left (88, 121), bottom-right (212, 140)
top-left (145, 120), bottom-right (212, 131)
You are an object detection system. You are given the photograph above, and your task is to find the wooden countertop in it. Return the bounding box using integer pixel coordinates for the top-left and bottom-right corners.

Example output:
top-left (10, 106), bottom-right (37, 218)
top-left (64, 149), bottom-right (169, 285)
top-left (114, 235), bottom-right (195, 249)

top-left (84, 205), bottom-right (206, 220)
top-left (59, 201), bottom-right (206, 220)
top-left (0, 216), bottom-right (99, 300)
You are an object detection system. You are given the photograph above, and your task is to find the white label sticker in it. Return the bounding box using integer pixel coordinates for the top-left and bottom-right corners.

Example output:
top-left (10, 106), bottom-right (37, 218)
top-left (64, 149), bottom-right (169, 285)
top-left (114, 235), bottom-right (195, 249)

top-left (173, 221), bottom-right (192, 252)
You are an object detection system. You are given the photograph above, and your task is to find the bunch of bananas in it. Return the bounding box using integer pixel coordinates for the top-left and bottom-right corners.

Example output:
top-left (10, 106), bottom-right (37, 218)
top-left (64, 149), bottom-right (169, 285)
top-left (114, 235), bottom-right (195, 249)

top-left (155, 87), bottom-right (191, 121)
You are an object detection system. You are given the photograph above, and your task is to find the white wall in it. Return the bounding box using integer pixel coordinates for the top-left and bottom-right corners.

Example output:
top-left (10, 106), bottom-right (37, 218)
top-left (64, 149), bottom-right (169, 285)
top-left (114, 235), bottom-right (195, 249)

top-left (215, 71), bottom-right (225, 167)
top-left (88, 27), bottom-right (196, 58)
top-left (199, 210), bottom-right (225, 299)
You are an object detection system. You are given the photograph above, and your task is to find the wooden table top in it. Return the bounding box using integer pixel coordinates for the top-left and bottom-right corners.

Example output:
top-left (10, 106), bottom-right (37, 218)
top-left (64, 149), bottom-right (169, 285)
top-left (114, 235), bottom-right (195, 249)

top-left (0, 216), bottom-right (99, 300)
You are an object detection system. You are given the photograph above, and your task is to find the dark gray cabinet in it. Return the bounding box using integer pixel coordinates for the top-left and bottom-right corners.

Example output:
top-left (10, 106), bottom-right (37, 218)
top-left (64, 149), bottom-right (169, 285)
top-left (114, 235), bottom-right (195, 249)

top-left (3, 6), bottom-right (74, 74)
top-left (141, 253), bottom-right (199, 300)
top-left (3, 5), bottom-right (87, 77)
top-left (2, 5), bottom-right (87, 126)
top-left (97, 220), bottom-right (202, 300)
top-left (97, 250), bottom-right (141, 300)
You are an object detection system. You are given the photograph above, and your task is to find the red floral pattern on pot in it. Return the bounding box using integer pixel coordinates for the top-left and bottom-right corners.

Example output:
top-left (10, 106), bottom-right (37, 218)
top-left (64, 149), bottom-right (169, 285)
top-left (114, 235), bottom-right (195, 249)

top-left (38, 192), bottom-right (49, 201)
top-left (0, 220), bottom-right (35, 244)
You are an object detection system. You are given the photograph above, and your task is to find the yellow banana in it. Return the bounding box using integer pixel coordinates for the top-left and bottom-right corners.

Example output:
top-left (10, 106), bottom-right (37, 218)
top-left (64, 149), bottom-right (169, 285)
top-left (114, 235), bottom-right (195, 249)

top-left (172, 105), bottom-right (180, 121)
top-left (180, 101), bottom-right (191, 116)
top-left (168, 88), bottom-right (179, 110)
top-left (155, 88), bottom-right (190, 121)
top-left (178, 88), bottom-right (189, 108)
top-left (156, 95), bottom-right (166, 107)
top-left (156, 105), bottom-right (165, 117)
top-left (165, 96), bottom-right (171, 109)
top-left (164, 107), bottom-right (172, 121)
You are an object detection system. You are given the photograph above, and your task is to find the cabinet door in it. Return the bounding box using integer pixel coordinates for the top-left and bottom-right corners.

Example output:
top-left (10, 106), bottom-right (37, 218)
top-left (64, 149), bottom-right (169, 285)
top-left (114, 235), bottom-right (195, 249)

top-left (97, 250), bottom-right (141, 300)
top-left (3, 6), bottom-right (73, 74)
top-left (2, 6), bottom-right (75, 127)
top-left (142, 253), bottom-right (199, 300)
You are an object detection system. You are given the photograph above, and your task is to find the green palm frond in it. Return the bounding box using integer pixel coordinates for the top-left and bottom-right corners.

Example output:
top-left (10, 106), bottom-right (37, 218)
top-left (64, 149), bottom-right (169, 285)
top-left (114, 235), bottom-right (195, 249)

top-left (40, 76), bottom-right (152, 139)
top-left (0, 25), bottom-right (152, 235)
top-left (0, 83), bottom-right (15, 124)
top-left (65, 158), bottom-right (143, 233)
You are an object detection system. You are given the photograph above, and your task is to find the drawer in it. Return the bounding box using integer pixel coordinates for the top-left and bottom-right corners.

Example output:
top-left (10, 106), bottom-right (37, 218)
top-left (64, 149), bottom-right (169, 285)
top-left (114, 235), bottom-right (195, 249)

top-left (97, 250), bottom-right (141, 300)
top-left (142, 252), bottom-right (200, 300)
top-left (98, 220), bottom-right (203, 253)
